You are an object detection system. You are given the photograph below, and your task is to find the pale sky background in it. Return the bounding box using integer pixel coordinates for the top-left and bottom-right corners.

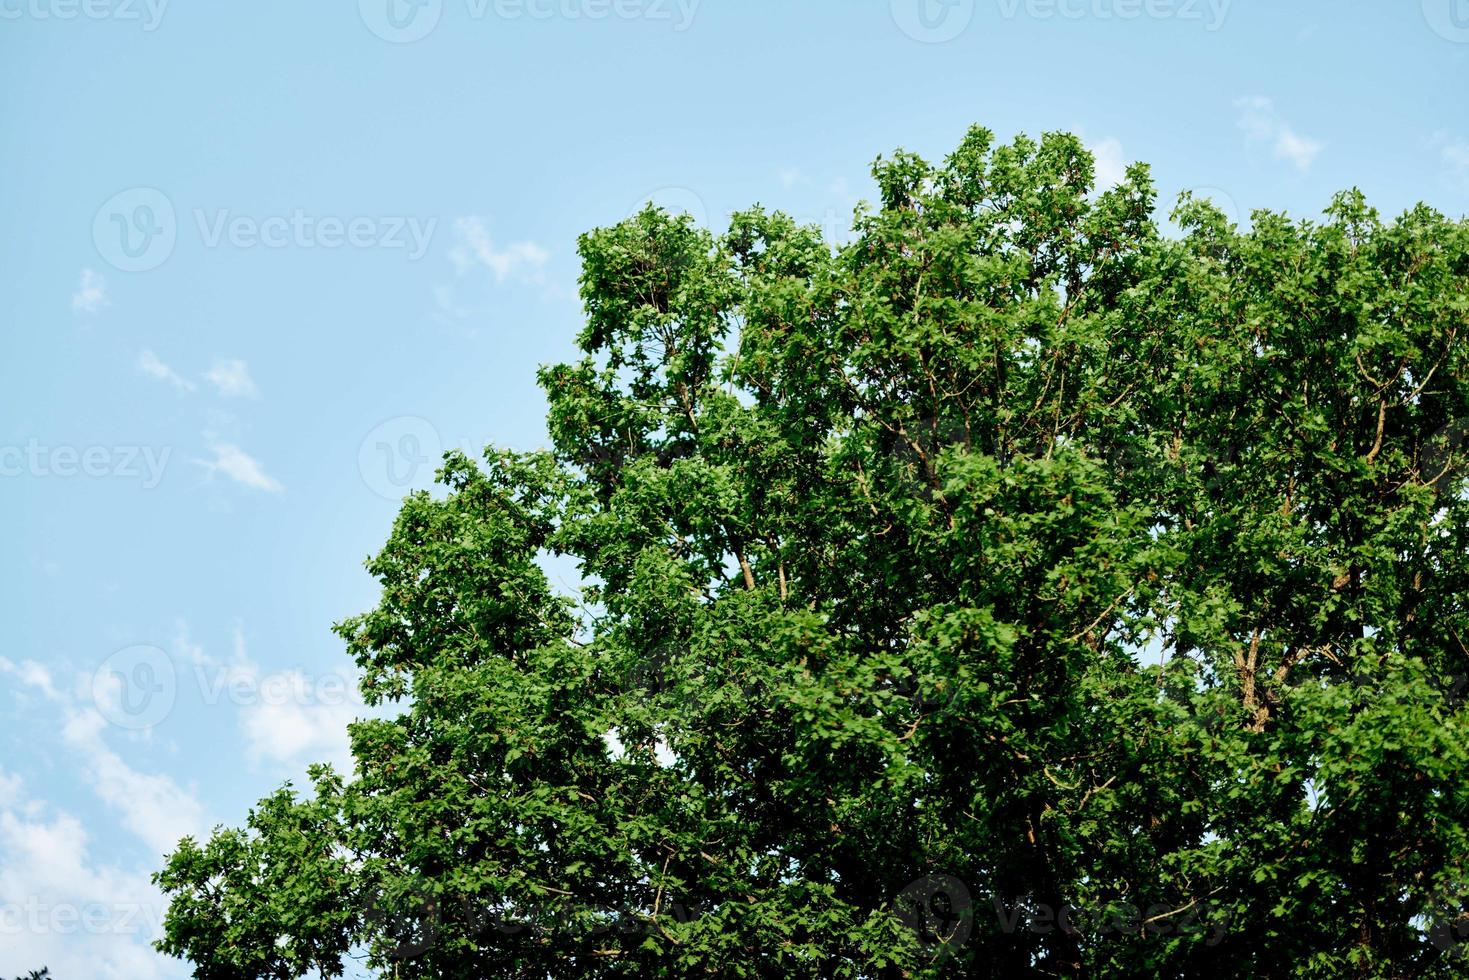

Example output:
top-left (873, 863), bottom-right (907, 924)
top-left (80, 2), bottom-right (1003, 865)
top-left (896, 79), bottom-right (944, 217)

top-left (2, 1), bottom-right (1467, 975)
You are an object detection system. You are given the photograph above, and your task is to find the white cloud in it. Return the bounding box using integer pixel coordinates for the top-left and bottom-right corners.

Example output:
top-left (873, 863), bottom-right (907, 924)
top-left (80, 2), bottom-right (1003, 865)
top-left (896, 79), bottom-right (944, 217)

top-left (1234, 96), bottom-right (1277, 143)
top-left (1089, 137), bottom-right (1128, 190)
top-left (432, 284), bottom-right (476, 319)
top-left (188, 623), bottom-right (362, 772)
top-left (194, 442), bottom-right (283, 493)
top-left (0, 768), bottom-right (22, 808)
top-left (0, 775), bottom-right (185, 980)
top-left (449, 216), bottom-right (549, 283)
top-left (60, 709), bottom-right (206, 859)
top-left (238, 671), bottom-right (360, 771)
top-left (0, 654), bottom-right (204, 977)
top-left (1273, 128), bottom-right (1325, 173)
top-left (1235, 97), bottom-right (1324, 173)
top-left (169, 618), bottom-right (208, 669)
top-left (0, 657), bottom-right (59, 701)
top-left (203, 358), bottom-right (258, 399)
top-left (136, 350), bottom-right (196, 393)
top-left (2, 655), bottom-right (207, 859)
top-left (779, 167), bottom-right (805, 189)
top-left (1436, 133), bottom-right (1469, 190)
top-left (0, 619), bottom-right (370, 977)
top-left (72, 268), bottom-right (107, 315)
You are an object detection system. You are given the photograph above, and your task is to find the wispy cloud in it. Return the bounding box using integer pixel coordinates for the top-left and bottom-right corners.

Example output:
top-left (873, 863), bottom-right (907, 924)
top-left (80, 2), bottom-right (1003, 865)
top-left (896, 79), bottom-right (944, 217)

top-left (239, 667), bottom-right (360, 770)
top-left (194, 442), bottom-right (283, 493)
top-left (1089, 137), bottom-right (1128, 190)
top-left (1435, 133), bottom-right (1469, 191)
top-left (0, 779), bottom-right (180, 979)
top-left (0, 656), bottom-right (59, 701)
top-left (71, 268), bottom-right (107, 314)
top-left (0, 656), bottom-right (206, 977)
top-left (204, 358), bottom-right (258, 398)
top-left (449, 216), bottom-right (549, 283)
top-left (61, 708), bottom-right (207, 858)
top-left (183, 622), bottom-right (363, 772)
top-left (137, 349), bottom-right (196, 393)
top-left (1235, 97), bottom-right (1324, 173)
top-left (430, 284), bottom-right (494, 337)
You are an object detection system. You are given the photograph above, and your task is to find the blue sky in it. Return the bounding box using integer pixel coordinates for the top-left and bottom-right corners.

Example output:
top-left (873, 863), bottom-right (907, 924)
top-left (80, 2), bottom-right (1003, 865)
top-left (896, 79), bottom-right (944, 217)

top-left (1, 1), bottom-right (1466, 975)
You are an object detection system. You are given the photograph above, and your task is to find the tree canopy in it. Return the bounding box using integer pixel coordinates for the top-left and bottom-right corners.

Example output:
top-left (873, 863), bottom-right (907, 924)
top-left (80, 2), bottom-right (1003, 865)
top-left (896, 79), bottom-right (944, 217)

top-left (154, 124), bottom-right (1469, 978)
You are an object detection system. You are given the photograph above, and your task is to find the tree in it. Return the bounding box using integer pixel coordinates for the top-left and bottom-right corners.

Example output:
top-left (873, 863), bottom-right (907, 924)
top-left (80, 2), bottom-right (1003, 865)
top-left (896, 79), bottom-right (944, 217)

top-left (154, 124), bottom-right (1469, 978)
top-left (14, 970), bottom-right (53, 980)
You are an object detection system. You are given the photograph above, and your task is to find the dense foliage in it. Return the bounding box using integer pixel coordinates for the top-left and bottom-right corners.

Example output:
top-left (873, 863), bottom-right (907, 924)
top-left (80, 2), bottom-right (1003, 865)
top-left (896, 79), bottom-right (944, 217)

top-left (154, 124), bottom-right (1469, 978)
